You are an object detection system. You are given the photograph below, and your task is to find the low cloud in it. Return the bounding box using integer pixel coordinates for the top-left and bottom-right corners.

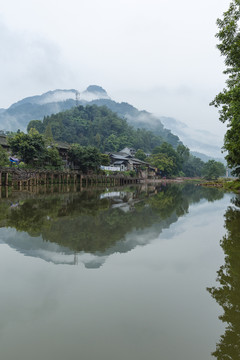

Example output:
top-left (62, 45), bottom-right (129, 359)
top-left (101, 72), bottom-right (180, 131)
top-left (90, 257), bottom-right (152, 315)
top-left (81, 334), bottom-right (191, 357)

top-left (39, 91), bottom-right (77, 105)
top-left (0, 20), bottom-right (72, 108)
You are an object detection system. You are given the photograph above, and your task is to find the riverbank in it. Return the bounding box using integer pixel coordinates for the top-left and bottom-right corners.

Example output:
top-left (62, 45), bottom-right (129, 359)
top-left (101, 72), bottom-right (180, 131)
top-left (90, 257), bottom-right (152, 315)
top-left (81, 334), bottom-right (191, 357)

top-left (199, 178), bottom-right (240, 193)
top-left (143, 177), bottom-right (202, 184)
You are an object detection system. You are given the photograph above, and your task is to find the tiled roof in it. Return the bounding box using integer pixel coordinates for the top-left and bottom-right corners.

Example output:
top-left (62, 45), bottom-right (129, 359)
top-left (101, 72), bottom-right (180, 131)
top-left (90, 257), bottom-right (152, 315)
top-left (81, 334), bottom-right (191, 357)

top-left (55, 142), bottom-right (70, 150)
top-left (111, 154), bottom-right (129, 160)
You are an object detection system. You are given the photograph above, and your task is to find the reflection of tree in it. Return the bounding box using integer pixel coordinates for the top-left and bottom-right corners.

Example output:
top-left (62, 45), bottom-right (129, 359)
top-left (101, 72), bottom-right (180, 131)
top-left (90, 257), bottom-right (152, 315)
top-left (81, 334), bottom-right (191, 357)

top-left (207, 195), bottom-right (240, 359)
top-left (0, 184), bottom-right (224, 254)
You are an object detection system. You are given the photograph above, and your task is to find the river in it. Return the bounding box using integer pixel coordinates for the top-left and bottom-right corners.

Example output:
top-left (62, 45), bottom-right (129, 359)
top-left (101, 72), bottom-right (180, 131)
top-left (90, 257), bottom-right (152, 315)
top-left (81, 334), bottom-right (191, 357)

top-left (0, 183), bottom-right (238, 360)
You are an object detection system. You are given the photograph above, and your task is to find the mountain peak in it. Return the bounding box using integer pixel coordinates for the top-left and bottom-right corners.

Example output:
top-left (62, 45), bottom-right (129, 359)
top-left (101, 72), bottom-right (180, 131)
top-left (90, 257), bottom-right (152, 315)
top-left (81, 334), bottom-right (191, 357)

top-left (85, 85), bottom-right (108, 94)
top-left (81, 85), bottom-right (110, 101)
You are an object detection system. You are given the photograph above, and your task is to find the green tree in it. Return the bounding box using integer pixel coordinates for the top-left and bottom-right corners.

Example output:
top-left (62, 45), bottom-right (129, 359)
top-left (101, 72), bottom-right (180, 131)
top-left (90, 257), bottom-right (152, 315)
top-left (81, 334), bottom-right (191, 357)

top-left (210, 1), bottom-right (240, 176)
top-left (45, 146), bottom-right (62, 168)
top-left (68, 144), bottom-right (101, 173)
top-left (183, 155), bottom-right (204, 177)
top-left (100, 153), bottom-right (110, 166)
top-left (148, 153), bottom-right (175, 177)
top-left (8, 129), bottom-right (46, 166)
top-left (27, 120), bottom-right (44, 134)
top-left (201, 160), bottom-right (226, 180)
top-left (44, 123), bottom-right (54, 145)
top-left (151, 142), bottom-right (181, 175)
top-left (104, 134), bottom-right (119, 152)
top-left (177, 144), bottom-right (190, 163)
top-left (0, 145), bottom-right (9, 166)
top-left (135, 149), bottom-right (147, 161)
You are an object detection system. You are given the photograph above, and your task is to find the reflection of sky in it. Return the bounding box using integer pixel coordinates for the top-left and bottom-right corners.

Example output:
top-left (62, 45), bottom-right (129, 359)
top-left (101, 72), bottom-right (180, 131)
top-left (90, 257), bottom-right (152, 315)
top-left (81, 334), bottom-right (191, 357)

top-left (0, 192), bottom-right (232, 360)
top-left (0, 192), bottom-right (233, 271)
top-left (0, 212), bottom-right (177, 268)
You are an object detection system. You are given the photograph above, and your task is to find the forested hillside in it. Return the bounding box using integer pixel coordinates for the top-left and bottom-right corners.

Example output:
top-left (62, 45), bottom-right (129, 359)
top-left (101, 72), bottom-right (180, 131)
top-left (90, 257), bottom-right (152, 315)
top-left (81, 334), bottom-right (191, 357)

top-left (86, 98), bottom-right (180, 147)
top-left (27, 105), bottom-right (181, 152)
top-left (1, 87), bottom-right (181, 150)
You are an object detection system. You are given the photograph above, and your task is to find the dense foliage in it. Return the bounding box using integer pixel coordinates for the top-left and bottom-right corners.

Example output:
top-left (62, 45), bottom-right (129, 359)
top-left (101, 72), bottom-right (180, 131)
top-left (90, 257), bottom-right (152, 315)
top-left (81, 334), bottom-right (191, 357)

top-left (68, 144), bottom-right (102, 173)
top-left (27, 105), bottom-right (166, 153)
top-left (8, 128), bottom-right (47, 166)
top-left (7, 129), bottom-right (106, 172)
top-left (0, 145), bottom-right (9, 166)
top-left (201, 160), bottom-right (226, 180)
top-left (135, 149), bottom-right (147, 161)
top-left (210, 0), bottom-right (240, 176)
top-left (207, 195), bottom-right (240, 359)
top-left (7, 128), bottom-right (224, 178)
top-left (7, 129), bottom-right (62, 169)
top-left (87, 99), bottom-right (181, 147)
top-left (148, 143), bottom-right (206, 177)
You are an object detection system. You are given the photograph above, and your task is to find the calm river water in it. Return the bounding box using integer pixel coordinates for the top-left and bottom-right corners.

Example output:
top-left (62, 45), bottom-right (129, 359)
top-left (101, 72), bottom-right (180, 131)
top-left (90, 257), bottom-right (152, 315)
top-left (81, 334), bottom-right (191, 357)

top-left (0, 183), bottom-right (238, 360)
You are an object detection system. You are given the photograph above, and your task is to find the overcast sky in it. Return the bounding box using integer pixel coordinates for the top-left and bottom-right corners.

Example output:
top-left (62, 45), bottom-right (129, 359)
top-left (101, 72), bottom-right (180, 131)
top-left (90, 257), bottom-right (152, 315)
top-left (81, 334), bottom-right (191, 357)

top-left (0, 0), bottom-right (230, 139)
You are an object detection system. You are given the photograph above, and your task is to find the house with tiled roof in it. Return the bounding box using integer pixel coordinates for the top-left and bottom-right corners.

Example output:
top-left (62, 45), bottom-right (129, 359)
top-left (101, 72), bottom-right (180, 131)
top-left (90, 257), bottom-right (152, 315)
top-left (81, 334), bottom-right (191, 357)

top-left (109, 148), bottom-right (156, 176)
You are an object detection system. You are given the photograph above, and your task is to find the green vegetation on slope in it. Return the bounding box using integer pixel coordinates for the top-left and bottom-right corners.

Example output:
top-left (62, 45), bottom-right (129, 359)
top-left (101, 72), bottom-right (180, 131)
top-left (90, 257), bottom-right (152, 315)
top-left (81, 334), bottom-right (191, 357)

top-left (27, 105), bottom-right (168, 153)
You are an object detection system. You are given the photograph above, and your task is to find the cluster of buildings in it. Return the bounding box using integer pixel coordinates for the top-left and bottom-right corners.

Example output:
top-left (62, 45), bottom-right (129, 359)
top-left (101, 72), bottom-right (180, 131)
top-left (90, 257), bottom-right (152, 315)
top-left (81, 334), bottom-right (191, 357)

top-left (104, 147), bottom-right (156, 177)
top-left (0, 135), bottom-right (156, 176)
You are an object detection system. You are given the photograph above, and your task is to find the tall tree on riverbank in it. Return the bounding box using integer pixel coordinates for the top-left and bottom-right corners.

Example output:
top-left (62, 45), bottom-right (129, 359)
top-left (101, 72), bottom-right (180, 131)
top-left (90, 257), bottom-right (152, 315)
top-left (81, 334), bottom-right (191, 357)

top-left (8, 129), bottom-right (46, 166)
top-left (210, 0), bottom-right (240, 176)
top-left (207, 196), bottom-right (240, 359)
top-left (67, 144), bottom-right (102, 173)
top-left (201, 160), bottom-right (226, 180)
top-left (7, 129), bottom-right (62, 168)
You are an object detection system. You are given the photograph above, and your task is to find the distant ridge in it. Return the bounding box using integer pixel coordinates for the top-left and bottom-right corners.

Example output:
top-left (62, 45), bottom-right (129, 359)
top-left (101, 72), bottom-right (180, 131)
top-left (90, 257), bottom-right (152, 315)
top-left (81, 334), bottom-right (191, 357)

top-left (0, 86), bottom-right (181, 149)
top-left (0, 85), bottom-right (222, 158)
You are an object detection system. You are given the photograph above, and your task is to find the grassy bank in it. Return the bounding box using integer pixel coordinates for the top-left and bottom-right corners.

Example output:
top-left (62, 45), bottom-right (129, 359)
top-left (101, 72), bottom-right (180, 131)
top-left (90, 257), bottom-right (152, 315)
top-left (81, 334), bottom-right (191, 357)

top-left (201, 178), bottom-right (240, 193)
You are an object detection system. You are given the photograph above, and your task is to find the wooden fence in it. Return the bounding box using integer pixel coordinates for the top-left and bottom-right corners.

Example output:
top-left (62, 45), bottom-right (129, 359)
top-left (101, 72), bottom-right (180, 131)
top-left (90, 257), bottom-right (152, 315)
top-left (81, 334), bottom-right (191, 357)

top-left (0, 168), bottom-right (141, 189)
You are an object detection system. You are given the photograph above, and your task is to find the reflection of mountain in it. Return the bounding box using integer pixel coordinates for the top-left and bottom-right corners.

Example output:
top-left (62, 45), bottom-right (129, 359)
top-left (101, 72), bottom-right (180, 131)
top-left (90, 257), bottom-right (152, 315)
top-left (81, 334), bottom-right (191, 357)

top-left (207, 195), bottom-right (240, 359)
top-left (0, 228), bottom-right (77, 264)
top-left (0, 184), bottom-right (224, 268)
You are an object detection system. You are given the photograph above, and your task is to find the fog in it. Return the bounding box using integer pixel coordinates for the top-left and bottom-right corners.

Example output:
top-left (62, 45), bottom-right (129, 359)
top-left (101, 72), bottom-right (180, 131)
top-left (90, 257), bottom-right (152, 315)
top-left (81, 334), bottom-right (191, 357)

top-left (0, 0), bottom-right (230, 147)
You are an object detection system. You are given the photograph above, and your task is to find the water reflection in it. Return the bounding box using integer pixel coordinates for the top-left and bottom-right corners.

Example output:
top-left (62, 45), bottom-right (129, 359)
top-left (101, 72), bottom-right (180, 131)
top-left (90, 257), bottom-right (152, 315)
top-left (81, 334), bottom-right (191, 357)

top-left (0, 183), bottom-right (224, 268)
top-left (208, 195), bottom-right (240, 359)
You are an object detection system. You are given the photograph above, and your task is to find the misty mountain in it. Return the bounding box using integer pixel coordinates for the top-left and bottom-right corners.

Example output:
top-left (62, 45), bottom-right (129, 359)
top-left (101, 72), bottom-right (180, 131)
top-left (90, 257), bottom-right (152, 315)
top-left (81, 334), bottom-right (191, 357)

top-left (0, 85), bottom-right (223, 157)
top-left (0, 86), bottom-right (109, 132)
top-left (0, 86), bottom-right (181, 148)
top-left (191, 151), bottom-right (226, 164)
top-left (159, 116), bottom-right (224, 159)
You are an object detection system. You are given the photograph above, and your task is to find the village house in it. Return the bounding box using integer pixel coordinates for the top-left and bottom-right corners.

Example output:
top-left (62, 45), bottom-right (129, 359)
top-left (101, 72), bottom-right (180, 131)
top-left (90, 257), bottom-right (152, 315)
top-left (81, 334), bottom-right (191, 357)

top-left (55, 141), bottom-right (70, 167)
top-left (108, 147), bottom-right (156, 177)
